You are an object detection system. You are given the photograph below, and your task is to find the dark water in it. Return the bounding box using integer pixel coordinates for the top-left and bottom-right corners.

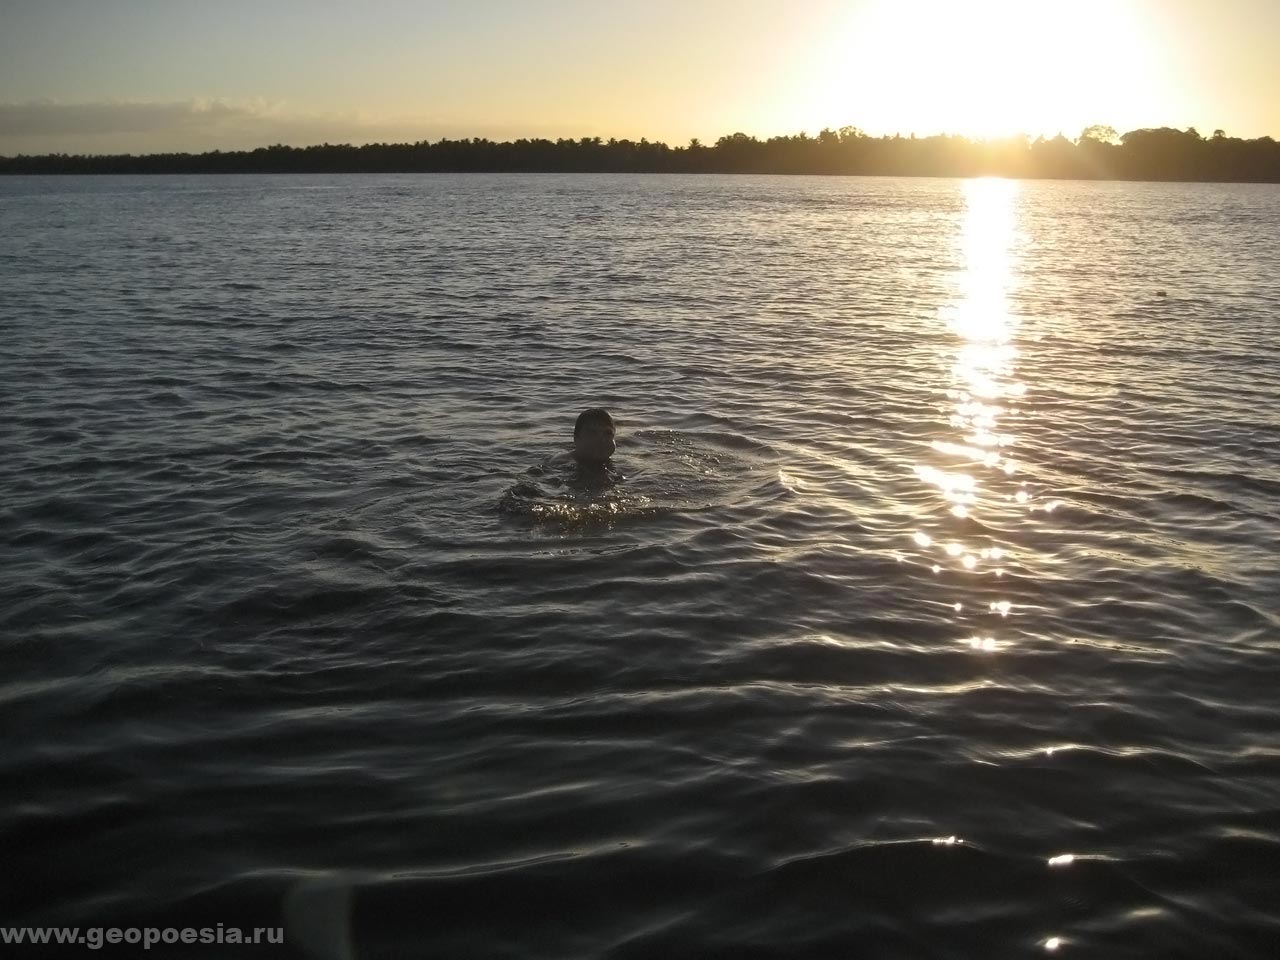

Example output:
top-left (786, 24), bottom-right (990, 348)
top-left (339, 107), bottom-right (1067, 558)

top-left (3, 173), bottom-right (1279, 958)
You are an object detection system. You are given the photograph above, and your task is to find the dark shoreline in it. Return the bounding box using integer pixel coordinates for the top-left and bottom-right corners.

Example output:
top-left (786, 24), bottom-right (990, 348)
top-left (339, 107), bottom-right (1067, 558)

top-left (3, 126), bottom-right (1278, 182)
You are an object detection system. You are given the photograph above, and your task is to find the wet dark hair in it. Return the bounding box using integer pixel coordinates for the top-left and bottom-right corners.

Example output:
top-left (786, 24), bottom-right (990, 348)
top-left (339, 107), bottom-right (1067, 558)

top-left (574, 407), bottom-right (614, 438)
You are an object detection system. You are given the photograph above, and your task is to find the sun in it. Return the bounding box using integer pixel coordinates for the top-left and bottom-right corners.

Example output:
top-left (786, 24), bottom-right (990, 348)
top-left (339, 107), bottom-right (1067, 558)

top-left (776, 0), bottom-right (1172, 141)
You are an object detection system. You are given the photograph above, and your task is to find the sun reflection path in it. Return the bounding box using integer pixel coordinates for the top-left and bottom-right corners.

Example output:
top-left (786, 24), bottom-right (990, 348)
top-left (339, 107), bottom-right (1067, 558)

top-left (911, 178), bottom-right (1033, 650)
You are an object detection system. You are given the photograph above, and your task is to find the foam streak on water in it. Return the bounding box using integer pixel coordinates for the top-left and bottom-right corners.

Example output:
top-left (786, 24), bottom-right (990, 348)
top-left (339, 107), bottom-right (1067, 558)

top-left (3, 174), bottom-right (1279, 958)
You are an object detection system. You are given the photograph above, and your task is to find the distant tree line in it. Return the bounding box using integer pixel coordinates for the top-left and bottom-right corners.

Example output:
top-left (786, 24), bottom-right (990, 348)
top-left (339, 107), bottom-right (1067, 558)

top-left (2, 125), bottom-right (1277, 182)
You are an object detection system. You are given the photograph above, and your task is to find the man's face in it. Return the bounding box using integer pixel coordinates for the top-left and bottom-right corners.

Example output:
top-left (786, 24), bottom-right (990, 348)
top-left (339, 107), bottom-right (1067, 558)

top-left (575, 420), bottom-right (616, 464)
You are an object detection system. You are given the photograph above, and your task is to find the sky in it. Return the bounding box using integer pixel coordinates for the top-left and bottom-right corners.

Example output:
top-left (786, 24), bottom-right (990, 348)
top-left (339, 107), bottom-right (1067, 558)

top-left (2, 0), bottom-right (1278, 155)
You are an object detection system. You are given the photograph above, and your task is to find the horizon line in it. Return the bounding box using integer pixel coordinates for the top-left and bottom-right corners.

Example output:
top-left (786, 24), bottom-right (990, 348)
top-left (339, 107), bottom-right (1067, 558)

top-left (5, 122), bottom-right (1277, 161)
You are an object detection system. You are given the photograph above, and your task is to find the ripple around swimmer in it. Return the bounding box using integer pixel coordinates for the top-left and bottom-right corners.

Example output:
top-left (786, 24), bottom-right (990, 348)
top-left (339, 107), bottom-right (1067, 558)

top-left (496, 428), bottom-right (781, 528)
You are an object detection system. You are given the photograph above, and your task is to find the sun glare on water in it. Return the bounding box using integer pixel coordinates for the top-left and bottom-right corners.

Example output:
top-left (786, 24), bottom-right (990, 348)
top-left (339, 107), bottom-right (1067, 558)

top-left (784, 0), bottom-right (1168, 140)
top-left (910, 178), bottom-right (1028, 650)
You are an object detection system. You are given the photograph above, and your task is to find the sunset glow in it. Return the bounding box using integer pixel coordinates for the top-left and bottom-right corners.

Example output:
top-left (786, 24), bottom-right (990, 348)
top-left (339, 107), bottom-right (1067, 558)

top-left (784, 0), bottom-right (1174, 141)
top-left (1, 0), bottom-right (1278, 155)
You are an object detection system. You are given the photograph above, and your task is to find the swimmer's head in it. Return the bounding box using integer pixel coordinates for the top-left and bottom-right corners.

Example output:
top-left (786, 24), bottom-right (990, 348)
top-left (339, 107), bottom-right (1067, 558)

top-left (573, 408), bottom-right (616, 466)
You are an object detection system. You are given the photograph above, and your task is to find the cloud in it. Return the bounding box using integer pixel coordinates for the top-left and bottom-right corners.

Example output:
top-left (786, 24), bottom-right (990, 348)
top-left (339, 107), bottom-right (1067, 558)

top-left (0, 98), bottom-right (527, 155)
top-left (0, 98), bottom-right (283, 137)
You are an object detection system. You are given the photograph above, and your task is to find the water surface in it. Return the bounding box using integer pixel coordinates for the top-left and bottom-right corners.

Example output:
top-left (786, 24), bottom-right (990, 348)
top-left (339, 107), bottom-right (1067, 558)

top-left (3, 173), bottom-right (1279, 958)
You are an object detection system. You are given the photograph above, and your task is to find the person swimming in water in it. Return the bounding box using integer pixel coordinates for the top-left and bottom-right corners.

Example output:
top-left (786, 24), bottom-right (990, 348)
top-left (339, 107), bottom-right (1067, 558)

top-left (543, 407), bottom-right (622, 484)
top-left (566, 407), bottom-right (616, 467)
top-left (499, 407), bottom-right (624, 518)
